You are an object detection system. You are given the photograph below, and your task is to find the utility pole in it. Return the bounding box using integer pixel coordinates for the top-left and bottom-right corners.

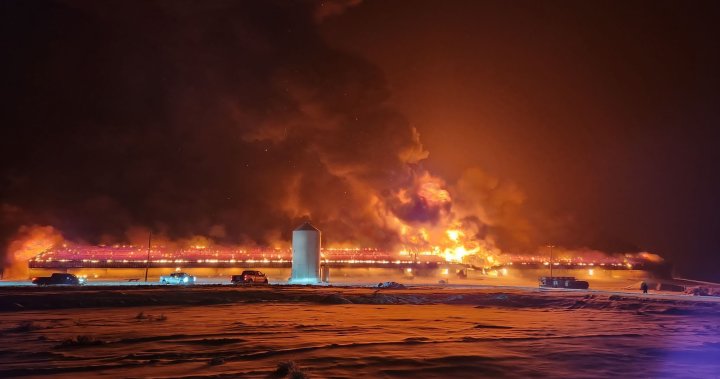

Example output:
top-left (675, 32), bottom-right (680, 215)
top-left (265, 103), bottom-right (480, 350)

top-left (547, 244), bottom-right (555, 278)
top-left (144, 231), bottom-right (152, 282)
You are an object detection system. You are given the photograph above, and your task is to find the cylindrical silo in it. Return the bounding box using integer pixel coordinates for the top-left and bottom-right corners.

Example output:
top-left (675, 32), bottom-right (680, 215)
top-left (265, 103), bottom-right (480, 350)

top-left (290, 222), bottom-right (321, 284)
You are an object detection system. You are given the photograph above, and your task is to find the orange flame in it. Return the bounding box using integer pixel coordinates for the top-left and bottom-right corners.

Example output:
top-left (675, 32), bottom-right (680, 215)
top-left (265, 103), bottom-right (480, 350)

top-left (3, 225), bottom-right (64, 279)
top-left (378, 172), bottom-right (502, 266)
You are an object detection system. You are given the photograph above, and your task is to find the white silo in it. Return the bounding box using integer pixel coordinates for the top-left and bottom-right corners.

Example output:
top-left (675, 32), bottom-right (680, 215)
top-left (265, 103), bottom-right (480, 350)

top-left (290, 222), bottom-right (321, 284)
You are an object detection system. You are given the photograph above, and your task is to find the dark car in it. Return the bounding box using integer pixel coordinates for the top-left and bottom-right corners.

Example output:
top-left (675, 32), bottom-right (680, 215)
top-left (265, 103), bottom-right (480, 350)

top-left (32, 273), bottom-right (85, 286)
top-left (231, 270), bottom-right (268, 284)
top-left (539, 276), bottom-right (589, 289)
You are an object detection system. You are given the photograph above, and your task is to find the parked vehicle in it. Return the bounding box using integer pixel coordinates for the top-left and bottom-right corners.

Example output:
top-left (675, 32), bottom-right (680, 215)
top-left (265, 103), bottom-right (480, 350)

top-left (539, 276), bottom-right (589, 289)
top-left (377, 281), bottom-right (406, 289)
top-left (32, 273), bottom-right (85, 286)
top-left (231, 270), bottom-right (268, 284)
top-left (159, 272), bottom-right (196, 285)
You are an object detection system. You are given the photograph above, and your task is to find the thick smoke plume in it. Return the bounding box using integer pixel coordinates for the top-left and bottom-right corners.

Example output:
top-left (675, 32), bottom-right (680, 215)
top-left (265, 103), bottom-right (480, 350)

top-left (0, 1), bottom-right (657, 272)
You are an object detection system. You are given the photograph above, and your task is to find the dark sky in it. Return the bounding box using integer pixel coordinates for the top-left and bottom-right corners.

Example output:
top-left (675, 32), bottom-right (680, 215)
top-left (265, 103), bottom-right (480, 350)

top-left (2, 0), bottom-right (720, 280)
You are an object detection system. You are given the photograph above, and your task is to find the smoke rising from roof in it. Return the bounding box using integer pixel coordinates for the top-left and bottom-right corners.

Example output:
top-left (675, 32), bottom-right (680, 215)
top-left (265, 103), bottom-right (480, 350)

top-left (0, 1), bottom-right (517, 259)
top-left (0, 1), bottom-right (668, 275)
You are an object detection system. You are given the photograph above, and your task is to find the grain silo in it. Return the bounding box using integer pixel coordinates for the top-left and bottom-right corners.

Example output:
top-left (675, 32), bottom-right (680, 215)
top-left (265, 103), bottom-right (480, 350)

top-left (290, 222), bottom-right (321, 284)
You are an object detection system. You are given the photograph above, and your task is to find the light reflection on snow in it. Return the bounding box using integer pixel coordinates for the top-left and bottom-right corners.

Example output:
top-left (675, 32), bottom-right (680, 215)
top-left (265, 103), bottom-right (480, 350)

top-left (0, 290), bottom-right (718, 378)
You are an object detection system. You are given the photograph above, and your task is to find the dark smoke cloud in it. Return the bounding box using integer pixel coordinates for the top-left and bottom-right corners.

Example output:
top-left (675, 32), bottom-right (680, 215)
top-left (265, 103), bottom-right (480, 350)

top-left (314, 0), bottom-right (363, 22)
top-left (0, 0), bottom-right (450, 257)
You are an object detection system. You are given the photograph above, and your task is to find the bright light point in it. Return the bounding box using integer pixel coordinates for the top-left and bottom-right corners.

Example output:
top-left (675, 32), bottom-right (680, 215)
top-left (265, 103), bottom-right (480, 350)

top-left (446, 230), bottom-right (460, 242)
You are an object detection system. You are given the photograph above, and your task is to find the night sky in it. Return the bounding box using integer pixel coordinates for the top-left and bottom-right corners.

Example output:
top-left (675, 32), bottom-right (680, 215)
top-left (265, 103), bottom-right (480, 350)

top-left (2, 0), bottom-right (719, 280)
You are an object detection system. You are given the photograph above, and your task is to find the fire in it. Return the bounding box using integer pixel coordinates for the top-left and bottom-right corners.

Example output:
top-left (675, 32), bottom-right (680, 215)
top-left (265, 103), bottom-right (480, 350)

top-left (446, 229), bottom-right (460, 242)
top-left (418, 179), bottom-right (451, 203)
top-left (3, 225), bottom-right (64, 279)
top-left (376, 171), bottom-right (503, 266)
top-left (631, 251), bottom-right (664, 263)
top-left (444, 245), bottom-right (476, 263)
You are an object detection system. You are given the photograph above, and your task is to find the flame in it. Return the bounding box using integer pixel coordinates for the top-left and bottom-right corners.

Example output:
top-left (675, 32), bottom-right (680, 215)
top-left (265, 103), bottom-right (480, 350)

top-left (446, 229), bottom-right (460, 242)
top-left (418, 179), bottom-right (451, 204)
top-left (3, 225), bottom-right (64, 279)
top-left (376, 172), bottom-right (503, 266)
top-left (380, 178), bottom-right (497, 264)
top-left (632, 251), bottom-right (664, 263)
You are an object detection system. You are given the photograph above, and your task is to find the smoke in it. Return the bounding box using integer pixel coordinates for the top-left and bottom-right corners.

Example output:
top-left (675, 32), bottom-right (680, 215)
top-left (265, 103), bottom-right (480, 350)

top-left (0, 0), bottom-right (658, 268)
top-left (0, 1), bottom-right (443, 250)
top-left (314, 0), bottom-right (363, 22)
top-left (452, 168), bottom-right (531, 249)
top-left (2, 226), bottom-right (64, 279)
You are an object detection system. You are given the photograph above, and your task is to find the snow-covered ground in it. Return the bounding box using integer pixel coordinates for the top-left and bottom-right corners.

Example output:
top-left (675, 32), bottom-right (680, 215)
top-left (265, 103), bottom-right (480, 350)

top-left (1, 284), bottom-right (719, 378)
